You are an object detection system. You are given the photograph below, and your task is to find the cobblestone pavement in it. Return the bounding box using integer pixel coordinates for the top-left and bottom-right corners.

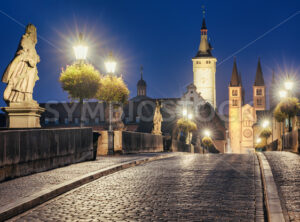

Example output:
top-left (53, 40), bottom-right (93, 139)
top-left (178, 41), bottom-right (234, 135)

top-left (0, 153), bottom-right (162, 208)
top-left (11, 154), bottom-right (264, 221)
top-left (264, 151), bottom-right (300, 222)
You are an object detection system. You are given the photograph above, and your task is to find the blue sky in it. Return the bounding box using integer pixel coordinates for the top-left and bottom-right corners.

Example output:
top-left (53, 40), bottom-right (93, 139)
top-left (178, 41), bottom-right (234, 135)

top-left (0, 0), bottom-right (300, 109)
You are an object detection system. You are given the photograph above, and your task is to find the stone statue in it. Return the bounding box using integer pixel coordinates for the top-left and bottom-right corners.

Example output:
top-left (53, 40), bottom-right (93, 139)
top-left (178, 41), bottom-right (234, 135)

top-left (152, 100), bottom-right (163, 135)
top-left (1, 24), bottom-right (44, 128)
top-left (2, 24), bottom-right (40, 105)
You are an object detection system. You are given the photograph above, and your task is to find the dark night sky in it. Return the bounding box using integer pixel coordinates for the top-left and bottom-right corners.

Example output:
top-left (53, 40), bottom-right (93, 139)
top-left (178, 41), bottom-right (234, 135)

top-left (0, 0), bottom-right (300, 113)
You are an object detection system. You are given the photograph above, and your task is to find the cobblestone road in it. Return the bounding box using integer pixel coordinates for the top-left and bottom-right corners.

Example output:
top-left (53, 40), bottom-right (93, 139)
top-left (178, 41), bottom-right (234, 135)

top-left (11, 154), bottom-right (263, 221)
top-left (0, 153), bottom-right (161, 208)
top-left (264, 151), bottom-right (300, 222)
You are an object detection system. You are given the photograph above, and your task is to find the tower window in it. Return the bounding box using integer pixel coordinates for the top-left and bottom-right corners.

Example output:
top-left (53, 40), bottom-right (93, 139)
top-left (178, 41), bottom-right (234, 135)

top-left (190, 97), bottom-right (194, 102)
top-left (256, 89), bottom-right (262, 96)
top-left (257, 99), bottom-right (262, 106)
top-left (232, 90), bottom-right (238, 96)
top-left (232, 100), bottom-right (238, 106)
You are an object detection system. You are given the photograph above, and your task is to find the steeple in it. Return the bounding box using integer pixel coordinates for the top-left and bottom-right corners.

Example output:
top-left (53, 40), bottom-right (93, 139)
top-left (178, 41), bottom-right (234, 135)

top-left (137, 65), bottom-right (147, 96)
top-left (230, 58), bottom-right (240, 86)
top-left (195, 8), bottom-right (212, 57)
top-left (254, 58), bottom-right (265, 86)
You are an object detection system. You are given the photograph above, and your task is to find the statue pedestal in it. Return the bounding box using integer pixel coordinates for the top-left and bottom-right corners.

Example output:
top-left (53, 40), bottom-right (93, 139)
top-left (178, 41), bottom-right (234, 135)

top-left (2, 102), bottom-right (45, 128)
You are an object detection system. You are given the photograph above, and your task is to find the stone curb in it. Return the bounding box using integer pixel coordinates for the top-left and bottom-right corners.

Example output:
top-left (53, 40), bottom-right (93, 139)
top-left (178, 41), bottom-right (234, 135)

top-left (0, 153), bottom-right (178, 221)
top-left (256, 152), bottom-right (285, 222)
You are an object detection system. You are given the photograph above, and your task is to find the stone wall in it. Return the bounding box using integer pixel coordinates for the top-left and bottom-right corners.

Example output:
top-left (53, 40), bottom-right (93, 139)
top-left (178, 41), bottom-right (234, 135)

top-left (96, 131), bottom-right (164, 155)
top-left (283, 129), bottom-right (300, 153)
top-left (122, 131), bottom-right (163, 154)
top-left (169, 139), bottom-right (194, 153)
top-left (0, 127), bottom-right (93, 182)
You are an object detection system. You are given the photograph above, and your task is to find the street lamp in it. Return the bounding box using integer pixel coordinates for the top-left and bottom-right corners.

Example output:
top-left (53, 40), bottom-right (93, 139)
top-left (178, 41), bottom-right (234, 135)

top-left (73, 33), bottom-right (88, 61)
top-left (73, 33), bottom-right (88, 127)
top-left (279, 90), bottom-right (287, 99)
top-left (262, 120), bottom-right (270, 128)
top-left (105, 52), bottom-right (116, 155)
top-left (256, 138), bottom-right (262, 144)
top-left (188, 113), bottom-right (193, 120)
top-left (105, 52), bottom-right (117, 75)
top-left (204, 129), bottom-right (211, 137)
top-left (284, 80), bottom-right (294, 91)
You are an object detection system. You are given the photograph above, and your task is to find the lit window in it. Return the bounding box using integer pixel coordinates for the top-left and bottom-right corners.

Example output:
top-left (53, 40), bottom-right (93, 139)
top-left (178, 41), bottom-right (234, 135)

top-left (136, 116), bottom-right (140, 123)
top-left (232, 100), bottom-right (238, 106)
top-left (45, 118), bottom-right (49, 125)
top-left (95, 118), bottom-right (99, 124)
top-left (74, 118), bottom-right (79, 124)
top-left (232, 90), bottom-right (238, 96)
top-left (257, 99), bottom-right (262, 106)
top-left (64, 118), bottom-right (69, 125)
top-left (55, 118), bottom-right (59, 125)
top-left (256, 89), bottom-right (262, 96)
top-left (85, 118), bottom-right (89, 124)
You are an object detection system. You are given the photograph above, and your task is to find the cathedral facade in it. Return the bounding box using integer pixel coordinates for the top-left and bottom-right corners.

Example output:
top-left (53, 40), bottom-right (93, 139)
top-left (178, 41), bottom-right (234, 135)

top-left (228, 58), bottom-right (266, 153)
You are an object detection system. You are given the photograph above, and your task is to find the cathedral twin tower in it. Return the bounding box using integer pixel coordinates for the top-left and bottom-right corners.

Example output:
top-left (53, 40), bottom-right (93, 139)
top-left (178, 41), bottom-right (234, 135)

top-left (193, 16), bottom-right (266, 152)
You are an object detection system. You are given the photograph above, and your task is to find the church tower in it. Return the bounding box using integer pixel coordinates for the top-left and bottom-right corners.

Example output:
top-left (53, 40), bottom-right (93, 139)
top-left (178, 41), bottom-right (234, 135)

top-left (192, 12), bottom-right (217, 108)
top-left (253, 58), bottom-right (266, 113)
top-left (229, 59), bottom-right (243, 153)
top-left (137, 66), bottom-right (147, 97)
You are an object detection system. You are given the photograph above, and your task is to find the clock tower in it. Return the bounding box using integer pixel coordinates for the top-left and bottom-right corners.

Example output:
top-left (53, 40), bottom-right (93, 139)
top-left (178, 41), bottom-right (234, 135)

top-left (192, 15), bottom-right (217, 108)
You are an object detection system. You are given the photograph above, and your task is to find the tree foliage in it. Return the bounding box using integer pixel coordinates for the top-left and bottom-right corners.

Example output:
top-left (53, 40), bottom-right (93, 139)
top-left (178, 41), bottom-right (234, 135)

top-left (176, 118), bottom-right (197, 133)
top-left (274, 104), bottom-right (288, 122)
top-left (97, 75), bottom-right (129, 104)
top-left (59, 63), bottom-right (101, 100)
top-left (278, 97), bottom-right (300, 118)
top-left (202, 136), bottom-right (213, 148)
top-left (260, 128), bottom-right (272, 139)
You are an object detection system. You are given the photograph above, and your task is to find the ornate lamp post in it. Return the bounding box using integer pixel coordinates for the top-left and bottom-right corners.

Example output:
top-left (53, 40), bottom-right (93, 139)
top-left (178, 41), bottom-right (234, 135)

top-left (73, 33), bottom-right (88, 127)
top-left (105, 52), bottom-right (117, 155)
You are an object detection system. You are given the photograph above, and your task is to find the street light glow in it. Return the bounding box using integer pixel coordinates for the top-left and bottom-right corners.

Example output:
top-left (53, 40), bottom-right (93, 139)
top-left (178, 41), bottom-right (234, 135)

top-left (279, 90), bottom-right (287, 98)
top-left (284, 80), bottom-right (294, 91)
top-left (182, 109), bottom-right (187, 117)
top-left (256, 138), bottom-right (262, 144)
top-left (105, 52), bottom-right (117, 74)
top-left (204, 130), bottom-right (211, 137)
top-left (73, 33), bottom-right (88, 60)
top-left (262, 120), bottom-right (269, 128)
top-left (188, 113), bottom-right (193, 120)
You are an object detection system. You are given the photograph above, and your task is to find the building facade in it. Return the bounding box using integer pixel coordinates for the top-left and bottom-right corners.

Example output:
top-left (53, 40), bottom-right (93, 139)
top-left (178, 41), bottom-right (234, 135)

top-left (228, 58), bottom-right (266, 153)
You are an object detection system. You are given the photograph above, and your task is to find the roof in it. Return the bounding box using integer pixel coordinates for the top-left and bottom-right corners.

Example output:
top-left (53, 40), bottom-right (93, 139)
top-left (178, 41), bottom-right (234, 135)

top-left (230, 58), bottom-right (240, 86)
top-left (194, 17), bottom-right (213, 58)
top-left (137, 78), bottom-right (146, 87)
top-left (254, 58), bottom-right (265, 86)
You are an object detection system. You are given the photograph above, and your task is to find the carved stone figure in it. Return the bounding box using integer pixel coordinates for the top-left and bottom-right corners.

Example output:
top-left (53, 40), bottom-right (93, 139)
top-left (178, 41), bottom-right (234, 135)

top-left (152, 100), bottom-right (163, 135)
top-left (2, 24), bottom-right (40, 104)
top-left (1, 24), bottom-right (44, 128)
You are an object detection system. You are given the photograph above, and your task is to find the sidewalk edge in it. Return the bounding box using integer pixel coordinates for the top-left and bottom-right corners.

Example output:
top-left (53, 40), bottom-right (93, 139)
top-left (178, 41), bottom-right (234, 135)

top-left (256, 152), bottom-right (285, 222)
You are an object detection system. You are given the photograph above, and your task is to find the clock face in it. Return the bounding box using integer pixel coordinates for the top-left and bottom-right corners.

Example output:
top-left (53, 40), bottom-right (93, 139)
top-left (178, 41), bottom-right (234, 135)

top-left (243, 129), bottom-right (252, 138)
top-left (195, 68), bottom-right (212, 86)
